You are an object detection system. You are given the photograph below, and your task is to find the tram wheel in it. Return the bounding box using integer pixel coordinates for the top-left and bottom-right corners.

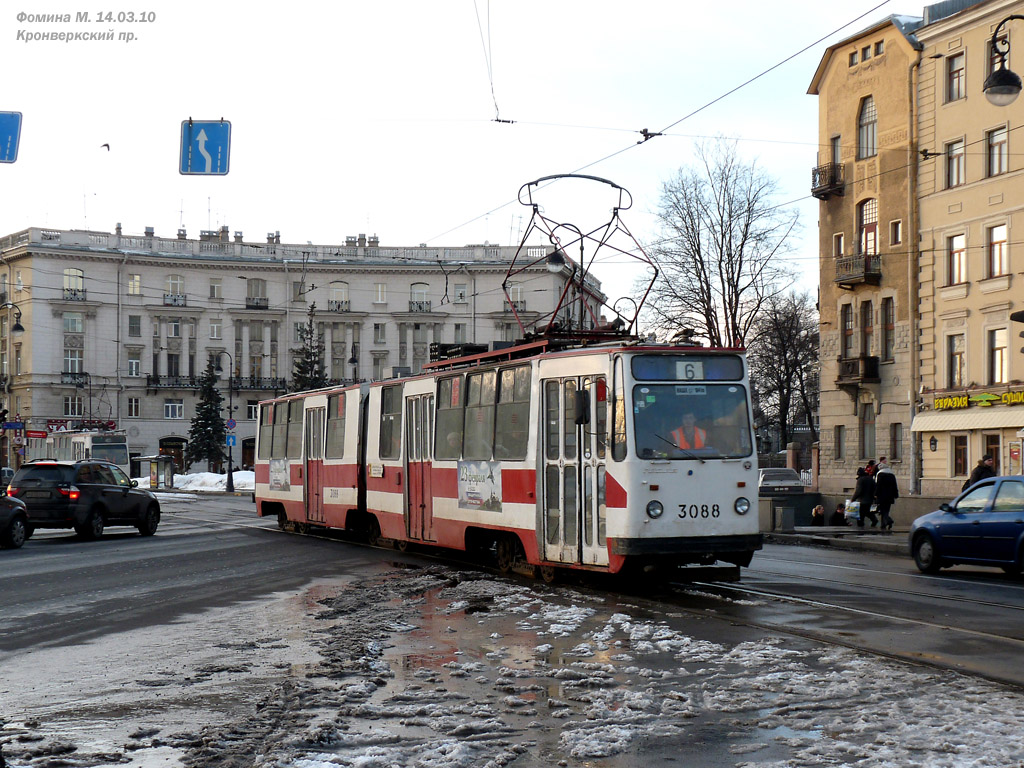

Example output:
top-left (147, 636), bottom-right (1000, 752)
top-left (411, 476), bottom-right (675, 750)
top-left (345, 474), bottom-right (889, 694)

top-left (538, 565), bottom-right (557, 584)
top-left (395, 539), bottom-right (409, 553)
top-left (367, 517), bottom-right (383, 547)
top-left (495, 536), bottom-right (516, 574)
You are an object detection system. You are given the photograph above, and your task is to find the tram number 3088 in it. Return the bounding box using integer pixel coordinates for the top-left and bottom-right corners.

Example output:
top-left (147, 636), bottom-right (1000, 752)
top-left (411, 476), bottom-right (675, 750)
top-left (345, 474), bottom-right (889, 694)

top-left (679, 504), bottom-right (721, 519)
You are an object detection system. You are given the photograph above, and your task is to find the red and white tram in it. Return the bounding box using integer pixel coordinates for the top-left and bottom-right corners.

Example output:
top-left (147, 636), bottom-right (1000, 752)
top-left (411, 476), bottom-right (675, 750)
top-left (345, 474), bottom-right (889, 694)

top-left (253, 339), bottom-right (762, 578)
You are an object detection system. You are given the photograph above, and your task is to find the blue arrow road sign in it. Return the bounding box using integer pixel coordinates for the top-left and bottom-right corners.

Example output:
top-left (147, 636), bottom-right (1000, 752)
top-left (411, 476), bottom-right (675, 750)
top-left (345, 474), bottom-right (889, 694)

top-left (226, 434), bottom-right (237, 447)
top-left (179, 119), bottom-right (230, 175)
top-left (0, 112), bottom-right (23, 163)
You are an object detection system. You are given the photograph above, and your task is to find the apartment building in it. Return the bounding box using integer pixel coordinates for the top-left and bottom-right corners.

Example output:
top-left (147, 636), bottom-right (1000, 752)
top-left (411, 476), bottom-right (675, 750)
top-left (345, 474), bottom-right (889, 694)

top-left (0, 225), bottom-right (591, 470)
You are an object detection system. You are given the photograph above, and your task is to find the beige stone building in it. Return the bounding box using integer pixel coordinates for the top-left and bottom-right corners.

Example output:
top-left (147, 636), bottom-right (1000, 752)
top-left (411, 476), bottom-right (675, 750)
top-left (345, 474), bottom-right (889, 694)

top-left (912, 0), bottom-right (1024, 496)
top-left (0, 226), bottom-right (592, 471)
top-left (808, 16), bottom-right (925, 496)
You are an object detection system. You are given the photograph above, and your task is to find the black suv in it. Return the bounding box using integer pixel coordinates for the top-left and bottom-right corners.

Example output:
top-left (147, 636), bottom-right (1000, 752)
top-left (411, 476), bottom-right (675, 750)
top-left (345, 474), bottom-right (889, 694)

top-left (0, 494), bottom-right (29, 549)
top-left (8, 460), bottom-right (160, 540)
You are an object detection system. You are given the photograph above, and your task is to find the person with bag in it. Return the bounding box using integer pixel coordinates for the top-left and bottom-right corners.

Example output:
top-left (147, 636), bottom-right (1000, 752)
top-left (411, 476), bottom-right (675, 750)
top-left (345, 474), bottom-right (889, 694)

top-left (873, 456), bottom-right (899, 531)
top-left (852, 466), bottom-right (878, 528)
top-left (962, 454), bottom-right (996, 492)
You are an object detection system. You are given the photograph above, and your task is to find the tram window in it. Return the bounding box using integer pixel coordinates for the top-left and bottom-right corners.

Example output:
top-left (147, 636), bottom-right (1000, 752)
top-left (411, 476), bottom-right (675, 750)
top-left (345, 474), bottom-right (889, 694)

top-left (545, 381), bottom-right (560, 461)
top-left (464, 370), bottom-right (496, 460)
top-left (612, 358), bottom-right (627, 461)
top-left (258, 404), bottom-right (274, 459)
top-left (495, 366), bottom-right (530, 460)
top-left (379, 386), bottom-right (402, 459)
top-left (271, 403), bottom-right (288, 459)
top-left (632, 354), bottom-right (743, 381)
top-left (286, 399), bottom-right (304, 458)
top-left (326, 393), bottom-right (346, 458)
top-left (563, 381), bottom-right (577, 460)
top-left (435, 376), bottom-right (464, 460)
top-left (595, 376), bottom-right (608, 459)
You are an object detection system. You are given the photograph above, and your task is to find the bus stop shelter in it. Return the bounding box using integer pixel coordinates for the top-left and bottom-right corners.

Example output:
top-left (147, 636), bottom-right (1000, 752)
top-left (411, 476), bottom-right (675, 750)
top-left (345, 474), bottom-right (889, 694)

top-left (138, 455), bottom-right (175, 489)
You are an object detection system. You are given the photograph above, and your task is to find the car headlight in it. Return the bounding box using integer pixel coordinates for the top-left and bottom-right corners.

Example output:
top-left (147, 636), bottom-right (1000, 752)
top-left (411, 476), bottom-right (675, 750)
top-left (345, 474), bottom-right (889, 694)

top-left (646, 500), bottom-right (664, 519)
top-left (734, 497), bottom-right (751, 515)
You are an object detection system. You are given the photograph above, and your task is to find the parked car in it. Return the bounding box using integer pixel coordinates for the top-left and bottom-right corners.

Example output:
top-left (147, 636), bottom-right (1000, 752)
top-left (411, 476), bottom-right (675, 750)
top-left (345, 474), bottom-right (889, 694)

top-left (758, 468), bottom-right (805, 495)
top-left (0, 494), bottom-right (29, 549)
top-left (7, 460), bottom-right (160, 540)
top-left (910, 475), bottom-right (1024, 574)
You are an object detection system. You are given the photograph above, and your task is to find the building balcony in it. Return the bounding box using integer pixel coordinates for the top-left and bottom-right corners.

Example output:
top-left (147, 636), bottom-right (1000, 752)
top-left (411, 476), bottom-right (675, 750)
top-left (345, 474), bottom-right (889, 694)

top-left (245, 296), bottom-right (269, 310)
top-left (146, 374), bottom-right (198, 389)
top-left (163, 293), bottom-right (187, 306)
top-left (327, 299), bottom-right (351, 312)
top-left (507, 299), bottom-right (526, 312)
top-left (229, 376), bottom-right (288, 391)
top-left (834, 254), bottom-right (881, 286)
top-left (63, 287), bottom-right (87, 301)
top-left (60, 372), bottom-right (90, 386)
top-left (409, 300), bottom-right (432, 312)
top-left (836, 355), bottom-right (880, 387)
top-left (811, 162), bottom-right (845, 200)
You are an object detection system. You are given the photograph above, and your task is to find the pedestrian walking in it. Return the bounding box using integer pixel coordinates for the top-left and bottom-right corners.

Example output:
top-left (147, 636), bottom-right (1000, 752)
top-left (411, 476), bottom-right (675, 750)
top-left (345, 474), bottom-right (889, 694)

top-left (873, 456), bottom-right (899, 531)
top-left (853, 466), bottom-right (878, 528)
top-left (963, 454), bottom-right (996, 491)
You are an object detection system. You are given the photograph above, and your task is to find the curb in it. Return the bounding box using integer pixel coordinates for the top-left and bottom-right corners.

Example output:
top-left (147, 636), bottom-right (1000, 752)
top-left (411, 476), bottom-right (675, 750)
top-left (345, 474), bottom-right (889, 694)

top-left (765, 530), bottom-right (910, 556)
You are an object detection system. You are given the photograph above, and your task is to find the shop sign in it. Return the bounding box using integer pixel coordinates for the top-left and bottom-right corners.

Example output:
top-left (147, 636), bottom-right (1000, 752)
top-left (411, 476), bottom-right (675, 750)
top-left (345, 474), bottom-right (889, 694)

top-left (935, 387), bottom-right (1024, 410)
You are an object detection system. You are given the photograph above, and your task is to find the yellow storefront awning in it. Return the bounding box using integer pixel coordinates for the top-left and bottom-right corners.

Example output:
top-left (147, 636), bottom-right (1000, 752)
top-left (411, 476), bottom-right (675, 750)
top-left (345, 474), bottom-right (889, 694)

top-left (911, 408), bottom-right (1024, 432)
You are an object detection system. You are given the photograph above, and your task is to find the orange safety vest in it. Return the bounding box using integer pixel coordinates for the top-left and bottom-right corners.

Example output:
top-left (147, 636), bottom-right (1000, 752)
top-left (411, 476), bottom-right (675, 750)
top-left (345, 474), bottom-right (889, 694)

top-left (671, 425), bottom-right (706, 449)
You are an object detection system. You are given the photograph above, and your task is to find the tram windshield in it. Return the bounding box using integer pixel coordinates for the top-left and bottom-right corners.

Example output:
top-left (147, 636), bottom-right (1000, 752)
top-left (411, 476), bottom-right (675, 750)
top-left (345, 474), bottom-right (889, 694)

top-left (632, 383), bottom-right (753, 460)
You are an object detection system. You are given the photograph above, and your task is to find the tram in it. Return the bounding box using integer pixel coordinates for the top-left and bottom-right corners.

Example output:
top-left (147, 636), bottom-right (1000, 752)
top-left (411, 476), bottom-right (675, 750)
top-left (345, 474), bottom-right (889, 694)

top-left (253, 174), bottom-right (762, 577)
top-left (26, 430), bottom-right (131, 475)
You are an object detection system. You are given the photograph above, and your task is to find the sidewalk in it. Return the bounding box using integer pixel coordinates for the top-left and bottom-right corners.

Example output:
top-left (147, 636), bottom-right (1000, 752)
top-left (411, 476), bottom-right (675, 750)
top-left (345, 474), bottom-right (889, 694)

top-left (765, 525), bottom-right (910, 556)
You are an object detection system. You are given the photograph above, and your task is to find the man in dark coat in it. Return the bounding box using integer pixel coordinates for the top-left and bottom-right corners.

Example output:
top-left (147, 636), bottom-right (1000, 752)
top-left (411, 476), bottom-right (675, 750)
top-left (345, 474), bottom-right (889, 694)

top-left (853, 466), bottom-right (878, 528)
top-left (964, 454), bottom-right (996, 491)
top-left (873, 457), bottom-right (899, 530)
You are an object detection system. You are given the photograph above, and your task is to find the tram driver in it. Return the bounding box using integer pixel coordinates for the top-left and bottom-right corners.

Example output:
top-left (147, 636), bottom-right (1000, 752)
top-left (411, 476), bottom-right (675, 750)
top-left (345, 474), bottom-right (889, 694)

top-left (670, 410), bottom-right (707, 451)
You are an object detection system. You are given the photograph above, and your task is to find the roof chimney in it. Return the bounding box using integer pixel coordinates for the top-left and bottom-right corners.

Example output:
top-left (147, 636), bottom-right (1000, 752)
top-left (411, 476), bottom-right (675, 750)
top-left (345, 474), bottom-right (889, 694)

top-left (220, 225), bottom-right (229, 242)
top-left (234, 231), bottom-right (243, 243)
top-left (177, 228), bottom-right (187, 240)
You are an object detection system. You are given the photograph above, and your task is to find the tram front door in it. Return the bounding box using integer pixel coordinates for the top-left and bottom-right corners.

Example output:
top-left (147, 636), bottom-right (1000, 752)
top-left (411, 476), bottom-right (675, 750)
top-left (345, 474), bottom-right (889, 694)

top-left (304, 407), bottom-right (325, 524)
top-left (541, 376), bottom-right (608, 567)
top-left (405, 393), bottom-right (435, 541)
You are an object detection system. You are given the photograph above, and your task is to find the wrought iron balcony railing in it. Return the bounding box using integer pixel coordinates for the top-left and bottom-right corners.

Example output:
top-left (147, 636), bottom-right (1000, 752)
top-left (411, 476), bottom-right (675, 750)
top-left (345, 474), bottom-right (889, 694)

top-left (834, 254), bottom-right (882, 286)
top-left (245, 296), bottom-right (269, 310)
top-left (836, 355), bottom-right (880, 386)
top-left (811, 162), bottom-right (845, 200)
top-left (409, 300), bottom-right (431, 312)
top-left (328, 299), bottom-right (351, 312)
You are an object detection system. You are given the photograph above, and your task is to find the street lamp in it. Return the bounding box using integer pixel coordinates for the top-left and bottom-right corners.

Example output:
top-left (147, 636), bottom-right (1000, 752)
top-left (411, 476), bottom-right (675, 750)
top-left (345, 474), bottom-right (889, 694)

top-left (983, 15), bottom-right (1024, 105)
top-left (0, 301), bottom-right (25, 337)
top-left (213, 350), bottom-right (236, 493)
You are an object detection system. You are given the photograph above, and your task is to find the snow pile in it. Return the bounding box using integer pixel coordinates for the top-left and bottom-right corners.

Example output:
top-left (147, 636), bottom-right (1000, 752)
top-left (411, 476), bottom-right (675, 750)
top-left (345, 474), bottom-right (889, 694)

top-left (133, 470), bottom-right (255, 492)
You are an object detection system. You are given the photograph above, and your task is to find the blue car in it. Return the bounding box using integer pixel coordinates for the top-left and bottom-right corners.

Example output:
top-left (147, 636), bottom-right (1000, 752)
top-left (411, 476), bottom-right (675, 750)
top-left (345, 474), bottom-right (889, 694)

top-left (910, 476), bottom-right (1024, 574)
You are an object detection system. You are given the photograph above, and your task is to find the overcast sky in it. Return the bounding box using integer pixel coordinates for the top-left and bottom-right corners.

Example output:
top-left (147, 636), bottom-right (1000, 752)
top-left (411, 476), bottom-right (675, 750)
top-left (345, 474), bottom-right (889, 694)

top-left (0, 1), bottom-right (903, 297)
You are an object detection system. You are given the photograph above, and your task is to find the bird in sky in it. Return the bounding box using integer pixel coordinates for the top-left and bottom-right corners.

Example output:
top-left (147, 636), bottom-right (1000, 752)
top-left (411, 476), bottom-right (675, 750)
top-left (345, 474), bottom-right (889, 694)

top-left (100, 143), bottom-right (110, 150)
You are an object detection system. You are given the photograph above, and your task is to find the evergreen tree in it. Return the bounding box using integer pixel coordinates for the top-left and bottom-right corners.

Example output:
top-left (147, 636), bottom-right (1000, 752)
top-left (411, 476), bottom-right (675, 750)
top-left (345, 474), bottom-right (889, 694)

top-left (291, 302), bottom-right (327, 392)
top-left (184, 358), bottom-right (227, 471)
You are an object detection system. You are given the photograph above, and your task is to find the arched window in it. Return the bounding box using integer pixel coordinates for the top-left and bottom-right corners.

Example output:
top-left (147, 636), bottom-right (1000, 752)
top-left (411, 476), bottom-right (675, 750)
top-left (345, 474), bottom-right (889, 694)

top-left (857, 96), bottom-right (877, 159)
top-left (63, 268), bottom-right (85, 300)
top-left (858, 199), bottom-right (877, 255)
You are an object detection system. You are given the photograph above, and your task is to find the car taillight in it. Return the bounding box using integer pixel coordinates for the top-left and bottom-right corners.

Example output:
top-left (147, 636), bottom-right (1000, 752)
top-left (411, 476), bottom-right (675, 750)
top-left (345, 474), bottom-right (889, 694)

top-left (7, 486), bottom-right (17, 496)
top-left (59, 485), bottom-right (81, 500)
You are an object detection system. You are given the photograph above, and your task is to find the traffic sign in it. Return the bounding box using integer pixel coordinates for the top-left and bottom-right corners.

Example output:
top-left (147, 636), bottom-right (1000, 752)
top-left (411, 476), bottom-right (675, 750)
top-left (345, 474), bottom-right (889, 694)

top-left (179, 119), bottom-right (230, 175)
top-left (0, 112), bottom-right (22, 163)
top-left (2, 421), bottom-right (25, 430)
top-left (226, 418), bottom-right (237, 430)
top-left (226, 434), bottom-right (237, 447)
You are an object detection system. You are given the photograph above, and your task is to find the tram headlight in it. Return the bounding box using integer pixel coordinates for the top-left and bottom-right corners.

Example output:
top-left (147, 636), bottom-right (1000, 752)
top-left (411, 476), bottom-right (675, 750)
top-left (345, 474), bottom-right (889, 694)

top-left (646, 500), bottom-right (664, 519)
top-left (734, 497), bottom-right (751, 515)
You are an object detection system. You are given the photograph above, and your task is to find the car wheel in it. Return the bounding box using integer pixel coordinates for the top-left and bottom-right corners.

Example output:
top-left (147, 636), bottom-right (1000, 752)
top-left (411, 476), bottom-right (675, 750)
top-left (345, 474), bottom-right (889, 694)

top-left (75, 509), bottom-right (105, 540)
top-left (913, 534), bottom-right (942, 574)
top-left (137, 505), bottom-right (160, 536)
top-left (1, 516), bottom-right (26, 549)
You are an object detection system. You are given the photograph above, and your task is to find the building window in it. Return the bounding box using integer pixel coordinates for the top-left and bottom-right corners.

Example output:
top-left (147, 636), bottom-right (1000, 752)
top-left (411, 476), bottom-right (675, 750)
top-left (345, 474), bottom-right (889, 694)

top-left (247, 278), bottom-right (266, 299)
top-left (860, 301), bottom-right (873, 356)
top-left (849, 51), bottom-right (858, 67)
top-left (947, 52), bottom-right (965, 101)
top-left (63, 312), bottom-right (83, 333)
top-left (294, 322), bottom-right (303, 343)
top-left (128, 274), bottom-right (141, 295)
top-left (167, 318), bottom-right (181, 338)
top-left (947, 333), bottom-right (965, 389)
top-left (889, 220), bottom-right (902, 246)
top-left (210, 319), bottom-right (222, 339)
top-left (830, 135), bottom-right (842, 165)
top-left (127, 351), bottom-right (141, 377)
top-left (454, 283), bottom-right (467, 303)
top-left (164, 399), bottom-right (184, 419)
top-left (987, 224), bottom-right (1008, 278)
top-left (209, 278), bottom-right (222, 299)
top-left (859, 401), bottom-right (875, 460)
top-left (874, 40), bottom-right (884, 56)
top-left (989, 328), bottom-right (1008, 385)
top-left (881, 297), bottom-right (895, 362)
top-left (454, 323), bottom-right (467, 344)
top-left (127, 315), bottom-right (141, 337)
top-left (834, 424), bottom-right (846, 460)
top-left (63, 348), bottom-right (83, 374)
top-left (985, 434), bottom-right (1002, 472)
top-left (946, 139), bottom-right (965, 187)
top-left (373, 323), bottom-right (386, 344)
top-left (948, 234), bottom-right (967, 285)
top-left (858, 199), bottom-right (877, 255)
top-left (953, 434), bottom-right (968, 476)
top-left (331, 283), bottom-right (349, 303)
top-left (166, 353), bottom-right (181, 377)
top-left (857, 96), bottom-right (877, 159)
top-left (832, 233), bottom-right (844, 258)
top-left (372, 357), bottom-right (386, 381)
top-left (166, 274), bottom-right (184, 295)
top-left (374, 283), bottom-right (387, 303)
top-left (987, 126), bottom-right (1008, 176)
top-left (890, 422), bottom-right (903, 461)
top-left (989, 36), bottom-right (1009, 76)
top-left (63, 268), bottom-right (85, 299)
top-left (841, 304), bottom-right (853, 358)
top-left (127, 397), bottom-right (140, 418)
top-left (861, 45), bottom-right (872, 62)
top-left (14, 346), bottom-right (21, 375)
top-left (63, 396), bottom-right (83, 417)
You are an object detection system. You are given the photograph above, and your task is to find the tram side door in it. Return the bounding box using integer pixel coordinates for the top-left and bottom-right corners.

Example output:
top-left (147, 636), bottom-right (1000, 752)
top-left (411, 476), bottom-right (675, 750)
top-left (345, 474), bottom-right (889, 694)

top-left (541, 377), bottom-right (608, 567)
top-left (304, 407), bottom-right (325, 524)
top-left (405, 394), bottom-right (435, 541)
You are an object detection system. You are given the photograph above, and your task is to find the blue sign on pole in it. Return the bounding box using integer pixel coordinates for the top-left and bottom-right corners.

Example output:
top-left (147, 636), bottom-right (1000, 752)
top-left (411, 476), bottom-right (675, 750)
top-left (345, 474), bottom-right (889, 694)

top-left (179, 119), bottom-right (230, 175)
top-left (0, 112), bottom-right (23, 164)
top-left (226, 434), bottom-right (237, 447)
top-left (3, 421), bottom-right (25, 430)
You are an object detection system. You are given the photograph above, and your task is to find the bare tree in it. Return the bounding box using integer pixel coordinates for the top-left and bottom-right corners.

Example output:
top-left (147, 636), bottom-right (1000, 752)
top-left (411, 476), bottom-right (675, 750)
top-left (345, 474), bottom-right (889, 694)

top-left (643, 139), bottom-right (798, 347)
top-left (748, 291), bottom-right (819, 449)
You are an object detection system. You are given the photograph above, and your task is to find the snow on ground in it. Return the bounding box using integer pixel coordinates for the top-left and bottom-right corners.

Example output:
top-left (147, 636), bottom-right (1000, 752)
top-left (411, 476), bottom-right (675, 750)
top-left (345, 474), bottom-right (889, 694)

top-left (133, 470), bottom-right (255, 493)
top-left (5, 564), bottom-right (1024, 767)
